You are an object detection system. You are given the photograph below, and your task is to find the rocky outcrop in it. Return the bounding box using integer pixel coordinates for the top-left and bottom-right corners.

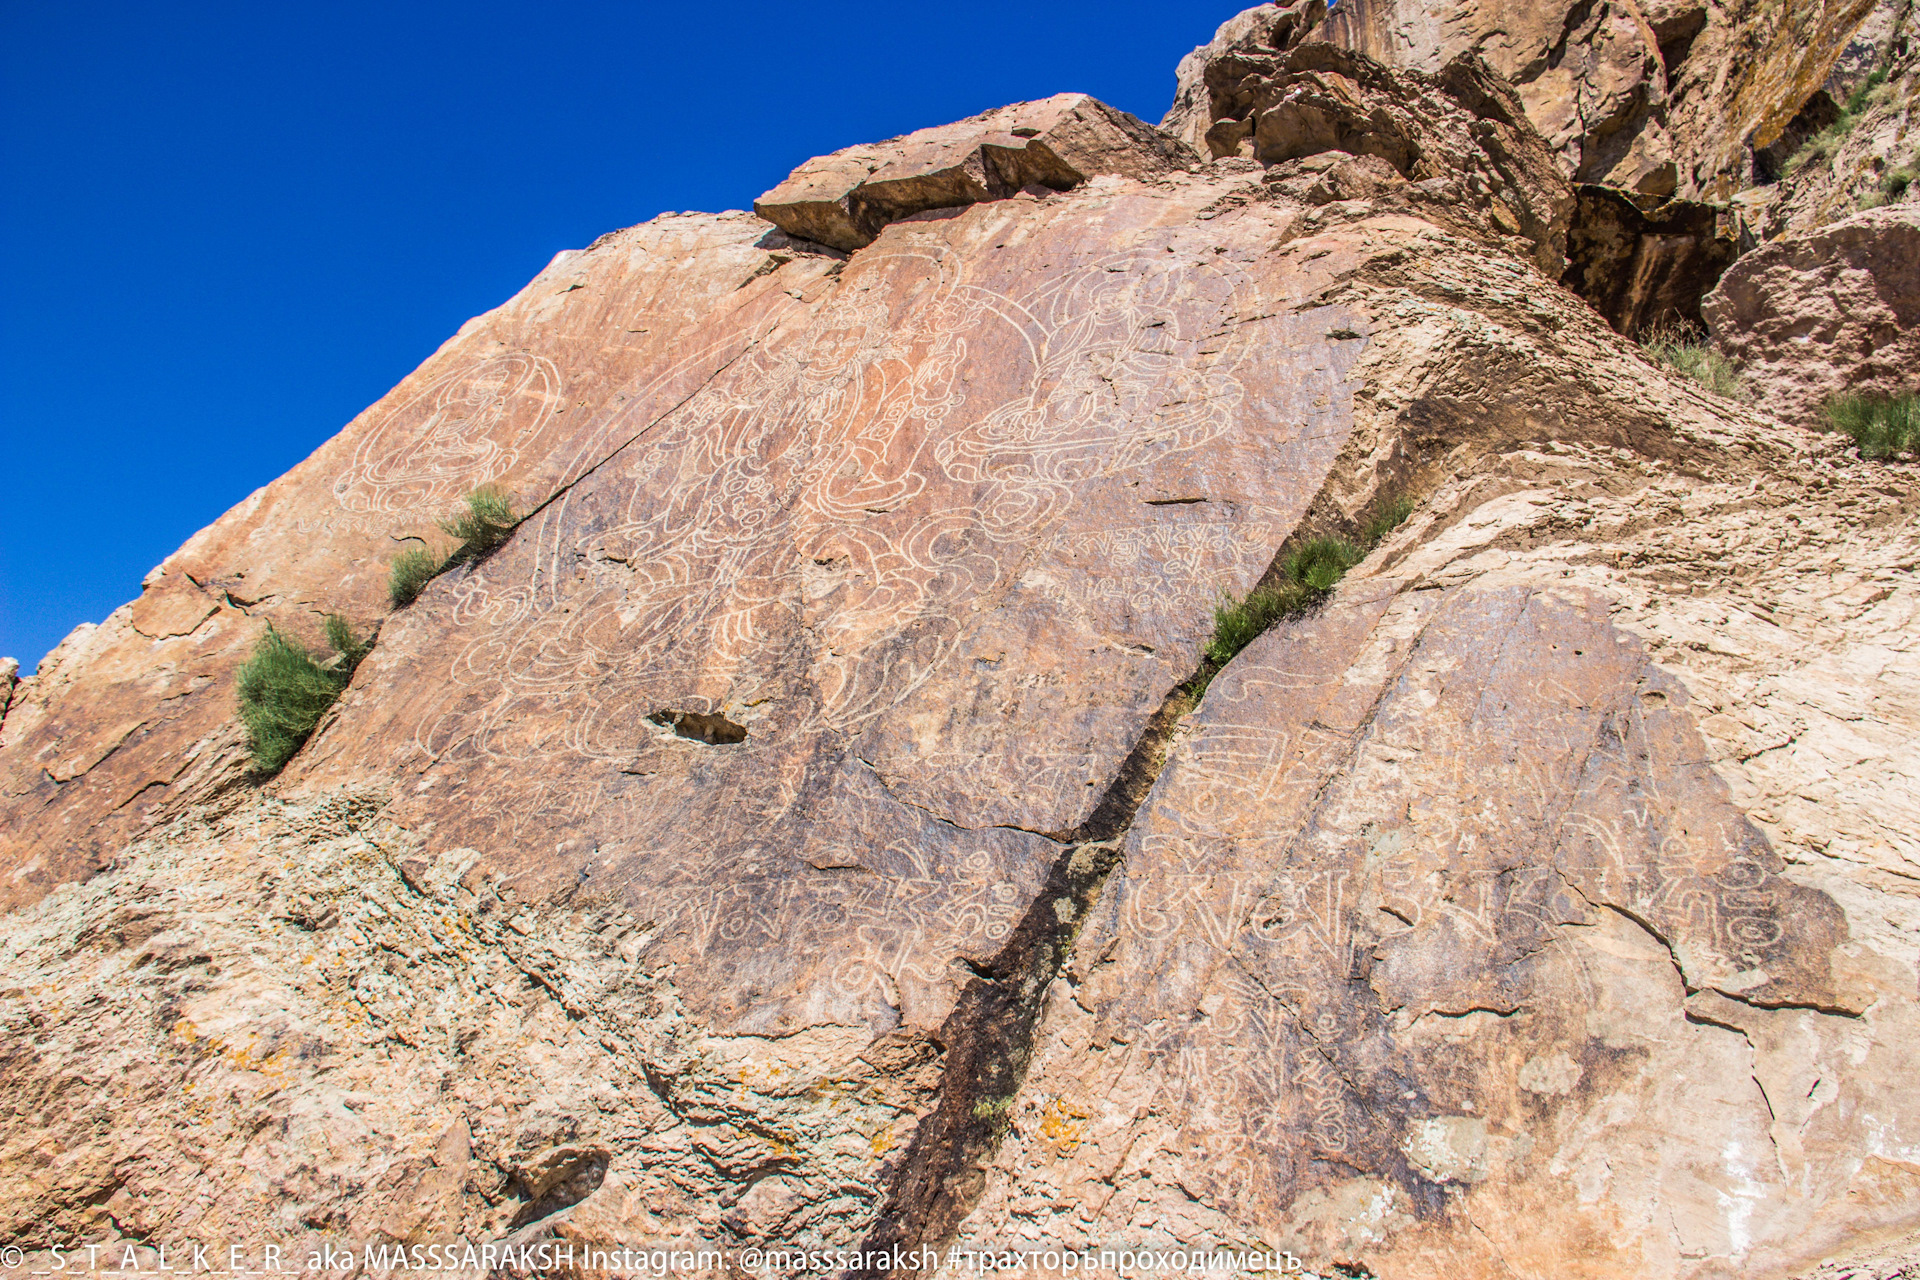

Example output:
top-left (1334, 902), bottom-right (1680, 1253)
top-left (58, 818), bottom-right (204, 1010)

top-left (1704, 203), bottom-right (1920, 420)
top-left (1146, 39), bottom-right (1575, 274)
top-left (0, 213), bottom-right (843, 914)
top-left (1561, 184), bottom-right (1740, 333)
top-left (1166, 0), bottom-right (1891, 204)
top-left (1743, 14), bottom-right (1918, 239)
top-left (1163, 0), bottom-right (1681, 193)
top-left (752, 94), bottom-right (1194, 251)
top-left (2, 14), bottom-right (1918, 1280)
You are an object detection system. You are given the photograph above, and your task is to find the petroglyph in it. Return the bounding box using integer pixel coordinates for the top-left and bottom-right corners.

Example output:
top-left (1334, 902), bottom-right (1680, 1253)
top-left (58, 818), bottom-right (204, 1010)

top-left (1026, 579), bottom-right (1856, 1228)
top-left (332, 352), bottom-right (562, 514)
top-left (294, 200), bottom-right (1368, 1040)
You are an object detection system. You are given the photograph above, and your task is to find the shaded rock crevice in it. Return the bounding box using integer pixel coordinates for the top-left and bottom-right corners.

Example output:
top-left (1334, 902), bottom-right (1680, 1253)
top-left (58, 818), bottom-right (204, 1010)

top-left (850, 473), bottom-right (1430, 1269)
top-left (850, 672), bottom-right (1200, 1274)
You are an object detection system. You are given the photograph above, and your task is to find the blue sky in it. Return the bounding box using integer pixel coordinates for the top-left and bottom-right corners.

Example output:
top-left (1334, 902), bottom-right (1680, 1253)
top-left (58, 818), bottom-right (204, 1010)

top-left (0, 1), bottom-right (1246, 672)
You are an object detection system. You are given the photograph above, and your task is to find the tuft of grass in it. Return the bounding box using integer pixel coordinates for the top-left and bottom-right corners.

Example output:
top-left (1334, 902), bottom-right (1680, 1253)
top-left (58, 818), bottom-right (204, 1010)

top-left (1882, 159), bottom-right (1917, 200)
top-left (1284, 535), bottom-right (1366, 591)
top-left (1641, 321), bottom-right (1746, 399)
top-left (1204, 580), bottom-right (1318, 667)
top-left (236, 615), bottom-right (369, 775)
top-left (1821, 391), bottom-right (1920, 459)
top-left (1786, 72), bottom-right (1893, 177)
top-left (388, 546), bottom-right (444, 609)
top-left (439, 485), bottom-right (519, 566)
top-left (385, 485), bottom-right (521, 608)
top-left (1201, 497), bottom-right (1416, 675)
top-left (323, 613), bottom-right (373, 668)
top-left (1845, 69), bottom-right (1889, 117)
top-left (1362, 494), bottom-right (1416, 547)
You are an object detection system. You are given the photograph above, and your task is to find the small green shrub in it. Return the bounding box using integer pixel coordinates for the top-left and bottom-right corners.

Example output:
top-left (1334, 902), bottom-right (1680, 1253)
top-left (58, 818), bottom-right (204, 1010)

top-left (1883, 161), bottom-right (1917, 200)
top-left (1201, 507), bottom-right (1407, 674)
top-left (388, 546), bottom-right (444, 608)
top-left (1362, 494), bottom-right (1416, 547)
top-left (1821, 391), bottom-right (1920, 459)
top-left (1786, 74), bottom-right (1893, 176)
top-left (236, 616), bottom-right (369, 775)
top-left (439, 484), bottom-right (519, 566)
top-left (386, 487), bottom-right (521, 608)
top-left (1845, 69), bottom-right (1889, 117)
top-left (1641, 322), bottom-right (1746, 399)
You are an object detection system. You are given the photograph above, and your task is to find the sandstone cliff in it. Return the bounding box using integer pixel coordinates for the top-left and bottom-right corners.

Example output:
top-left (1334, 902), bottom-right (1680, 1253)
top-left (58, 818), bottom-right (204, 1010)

top-left (2, 8), bottom-right (1918, 1280)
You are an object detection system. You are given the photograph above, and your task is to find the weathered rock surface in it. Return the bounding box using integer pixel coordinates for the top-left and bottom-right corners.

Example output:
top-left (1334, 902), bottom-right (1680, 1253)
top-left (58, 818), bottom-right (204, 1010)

top-left (1145, 39), bottom-right (1575, 274)
top-left (1167, 0), bottom-right (1889, 203)
top-left (1561, 183), bottom-right (1740, 333)
top-left (2, 17), bottom-right (1919, 1280)
top-left (1703, 203), bottom-right (1920, 421)
top-left (0, 213), bottom-right (841, 914)
top-left (1745, 15), bottom-right (1918, 239)
top-left (752, 94), bottom-right (1194, 252)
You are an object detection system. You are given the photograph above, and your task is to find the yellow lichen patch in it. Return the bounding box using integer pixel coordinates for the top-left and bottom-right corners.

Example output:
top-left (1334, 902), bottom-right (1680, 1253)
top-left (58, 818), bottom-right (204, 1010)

top-left (869, 1121), bottom-right (895, 1156)
top-left (1038, 1097), bottom-right (1090, 1155)
top-left (736, 1058), bottom-right (790, 1089)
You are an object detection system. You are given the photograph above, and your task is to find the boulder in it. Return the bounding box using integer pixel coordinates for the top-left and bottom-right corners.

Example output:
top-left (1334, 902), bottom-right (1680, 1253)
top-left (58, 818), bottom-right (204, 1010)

top-left (752, 93), bottom-right (1194, 251)
top-left (1703, 203), bottom-right (1920, 420)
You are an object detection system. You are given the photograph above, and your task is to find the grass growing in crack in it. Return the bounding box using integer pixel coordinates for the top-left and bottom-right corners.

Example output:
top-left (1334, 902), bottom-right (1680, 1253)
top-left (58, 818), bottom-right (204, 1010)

top-left (1822, 391), bottom-right (1920, 459)
top-left (1640, 321), bottom-right (1745, 399)
top-left (387, 546), bottom-right (444, 608)
top-left (440, 484), bottom-right (518, 566)
top-left (1787, 71), bottom-right (1892, 177)
top-left (1201, 496), bottom-right (1417, 679)
top-left (236, 615), bottom-right (370, 775)
top-left (1362, 494), bottom-right (1416, 547)
top-left (386, 486), bottom-right (522, 608)
top-left (1863, 155), bottom-right (1918, 208)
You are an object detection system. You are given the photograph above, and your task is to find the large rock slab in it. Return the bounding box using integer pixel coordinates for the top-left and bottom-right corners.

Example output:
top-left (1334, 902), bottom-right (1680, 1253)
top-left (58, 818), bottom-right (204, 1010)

top-left (1703, 203), bottom-right (1920, 421)
top-left (753, 94), bottom-right (1194, 251)
top-left (0, 214), bottom-right (840, 913)
top-left (290, 176), bottom-right (1368, 1036)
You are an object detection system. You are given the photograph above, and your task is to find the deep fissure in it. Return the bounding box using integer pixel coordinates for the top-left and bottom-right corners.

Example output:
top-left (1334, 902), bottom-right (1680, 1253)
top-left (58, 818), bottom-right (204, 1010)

top-left (850, 502), bottom-right (1397, 1272)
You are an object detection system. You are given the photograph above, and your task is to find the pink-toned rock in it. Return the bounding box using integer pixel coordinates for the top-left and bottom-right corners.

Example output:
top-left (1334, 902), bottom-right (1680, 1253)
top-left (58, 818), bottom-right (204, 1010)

top-left (0, 212), bottom-right (837, 913)
top-left (1, 30), bottom-right (1918, 1280)
top-left (1703, 203), bottom-right (1920, 421)
top-left (752, 93), bottom-right (1194, 251)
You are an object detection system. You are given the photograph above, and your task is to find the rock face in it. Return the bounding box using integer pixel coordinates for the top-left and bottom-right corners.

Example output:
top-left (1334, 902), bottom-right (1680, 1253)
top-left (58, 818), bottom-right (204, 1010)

top-left (1703, 203), bottom-right (1920, 420)
top-left (753, 94), bottom-right (1194, 251)
top-left (1743, 5), bottom-right (1919, 239)
top-left (1166, 0), bottom-right (1888, 203)
top-left (1144, 39), bottom-right (1575, 274)
top-left (2, 12), bottom-right (1919, 1280)
top-left (0, 214), bottom-right (839, 915)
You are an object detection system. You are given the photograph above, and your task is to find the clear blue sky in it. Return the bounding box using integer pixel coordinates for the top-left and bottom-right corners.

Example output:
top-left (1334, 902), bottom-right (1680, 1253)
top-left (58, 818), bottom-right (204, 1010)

top-left (0, 1), bottom-right (1245, 672)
